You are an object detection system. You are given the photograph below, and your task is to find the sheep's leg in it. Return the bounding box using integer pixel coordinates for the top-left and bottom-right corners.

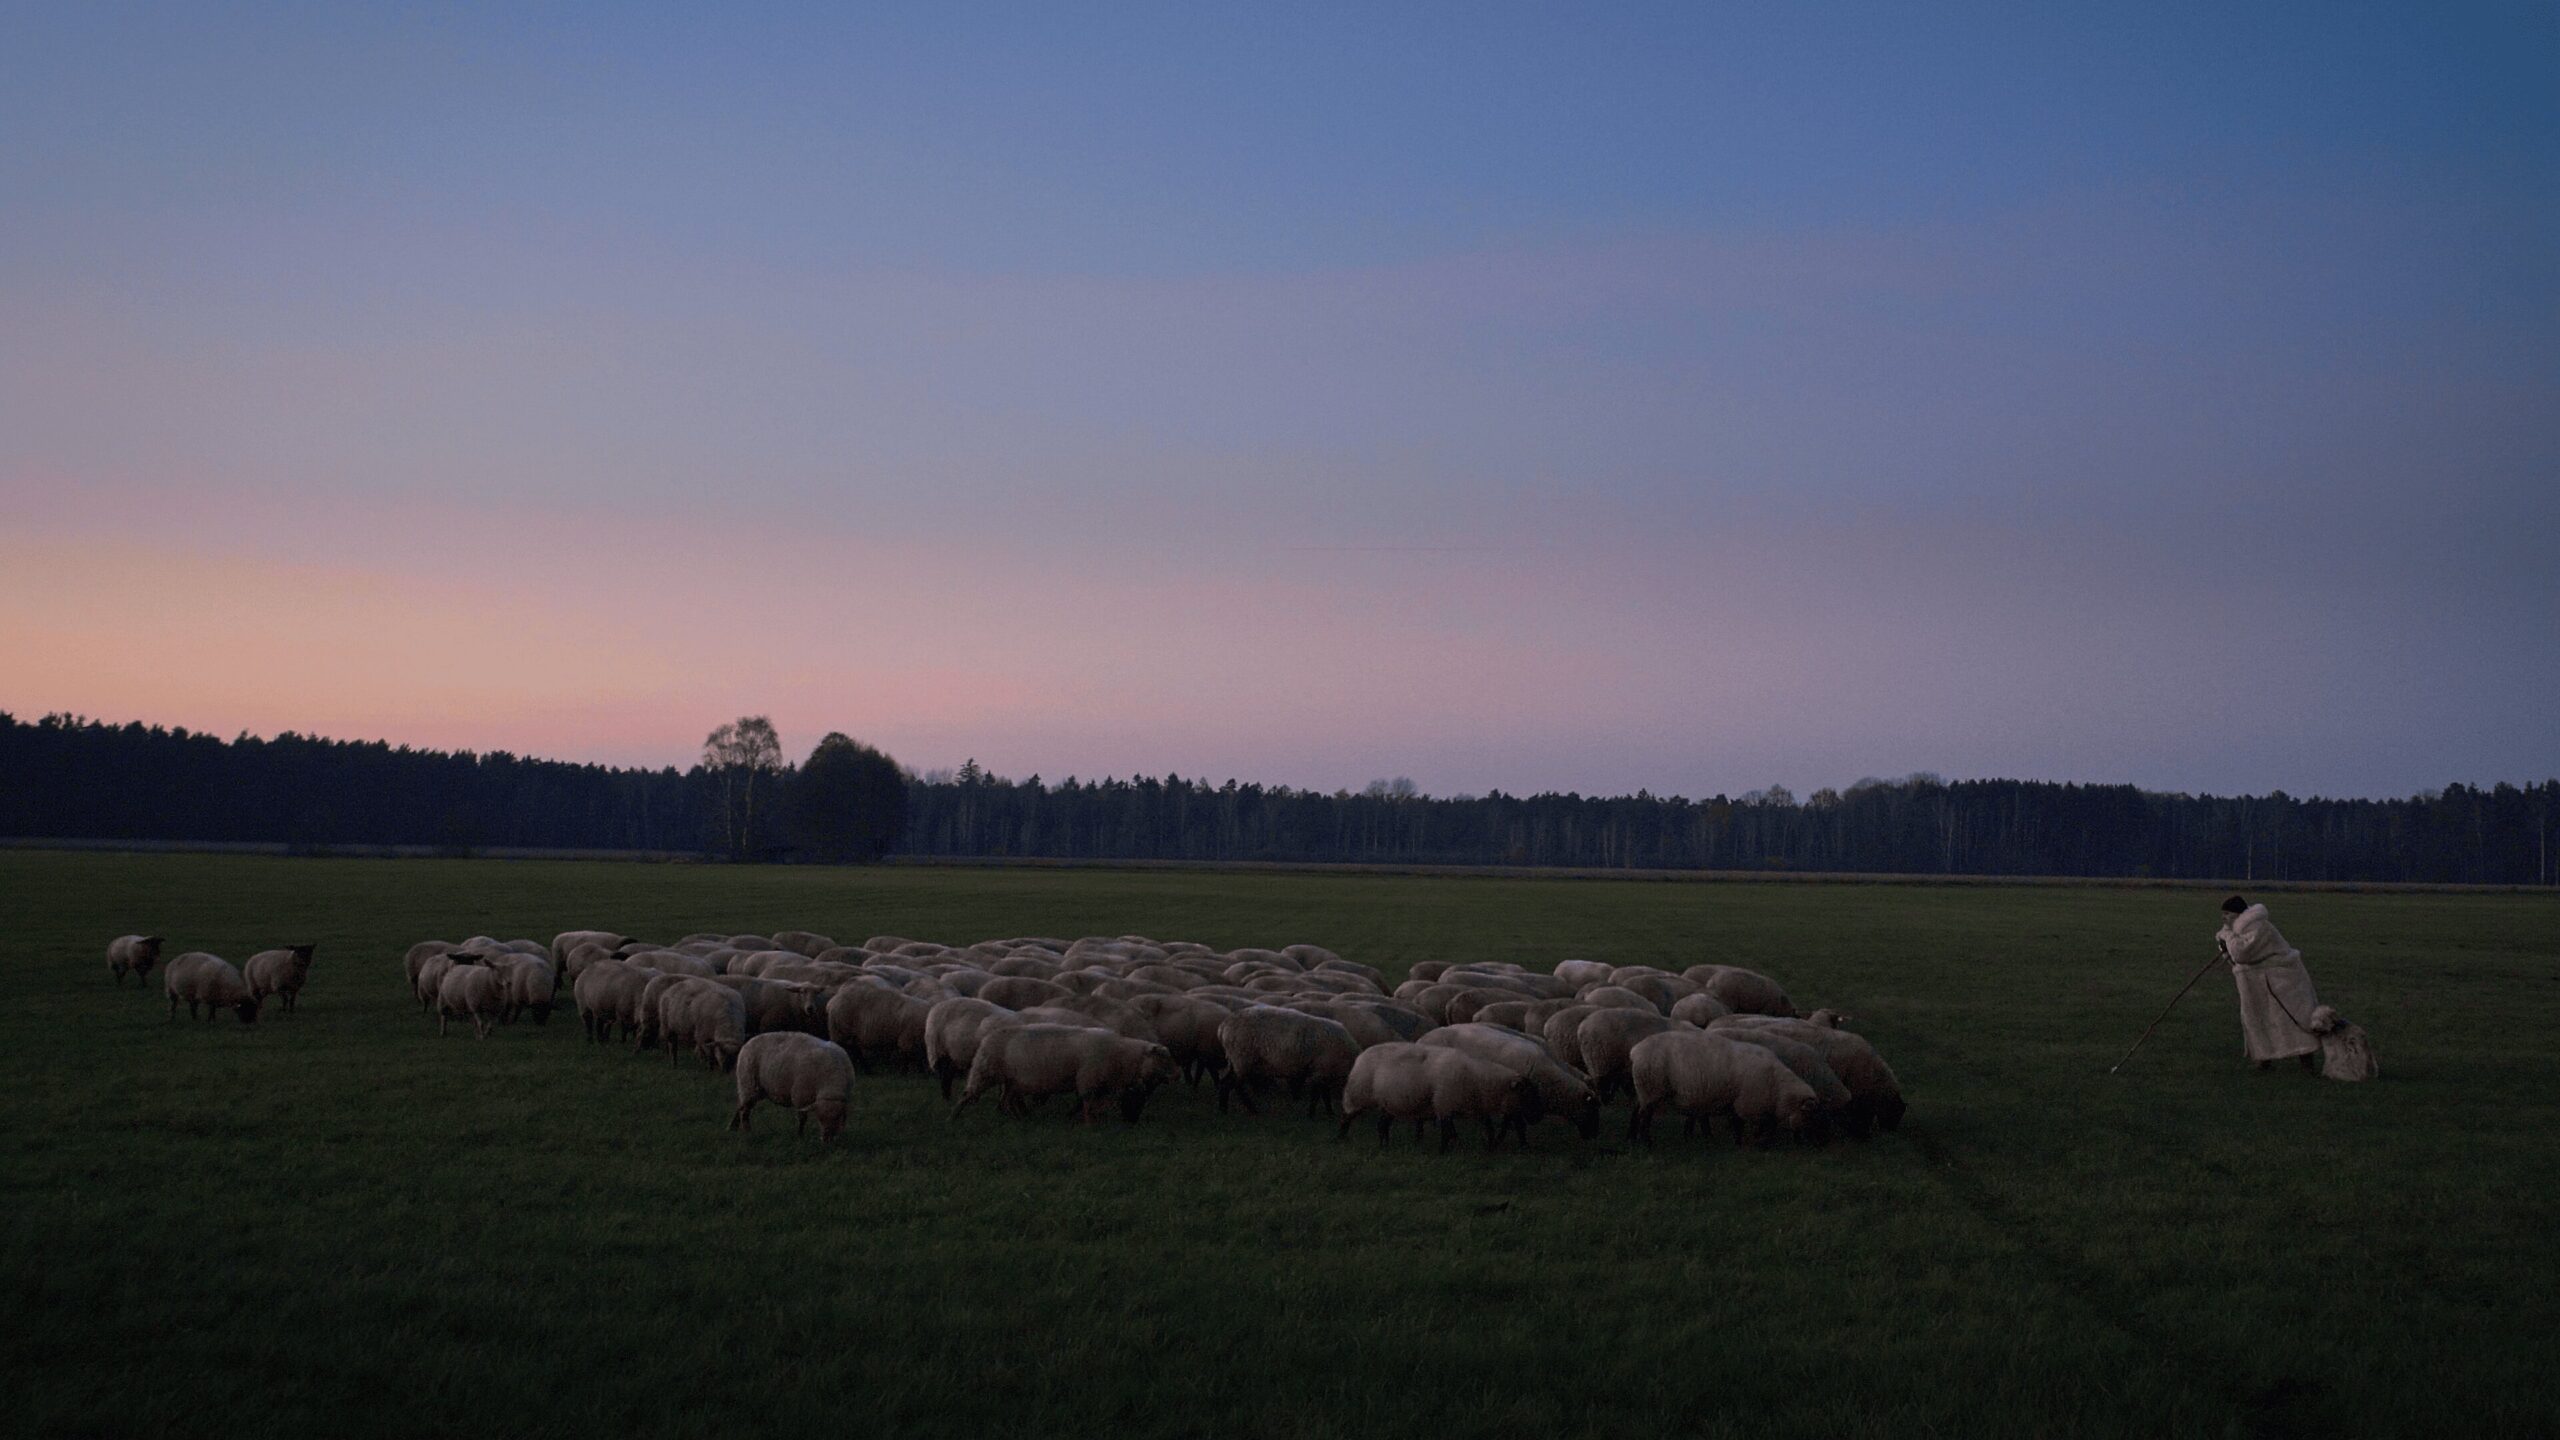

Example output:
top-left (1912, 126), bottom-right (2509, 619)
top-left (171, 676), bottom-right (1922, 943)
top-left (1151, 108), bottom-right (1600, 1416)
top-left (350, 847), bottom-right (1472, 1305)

top-left (1377, 1114), bottom-right (1393, 1147)
top-left (731, 1100), bottom-right (753, 1132)
top-left (1437, 1117), bottom-right (1456, 1152)
top-left (1335, 1107), bottom-right (1357, 1141)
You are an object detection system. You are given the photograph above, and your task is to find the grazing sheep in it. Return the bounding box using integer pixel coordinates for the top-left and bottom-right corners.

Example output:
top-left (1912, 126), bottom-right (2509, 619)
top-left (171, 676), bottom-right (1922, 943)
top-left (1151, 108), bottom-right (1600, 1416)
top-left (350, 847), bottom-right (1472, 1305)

top-left (659, 978), bottom-right (749, 1070)
top-left (923, 998), bottom-right (1025, 1100)
top-left (1683, 964), bottom-right (1797, 1017)
top-left (550, 930), bottom-right (626, 965)
top-left (490, 955), bottom-right (558, 1025)
top-left (769, 930), bottom-right (838, 959)
top-left (978, 975), bottom-right (1075, 1010)
top-left (1336, 1043), bottom-right (1539, 1151)
top-left (1405, 961), bottom-right (1451, 983)
top-left (1575, 984), bottom-right (1660, 1014)
top-left (1576, 1009), bottom-right (1692, 1101)
top-left (1552, 959), bottom-right (1614, 990)
top-left (1668, 992), bottom-right (1734, 1027)
top-left (1711, 1027), bottom-right (1852, 1139)
top-left (951, 1023), bottom-right (1179, 1124)
top-left (730, 1032), bottom-right (856, 1141)
top-left (1416, 1024), bottom-right (1601, 1141)
top-left (1124, 993), bottom-right (1236, 1085)
top-left (712, 975), bottom-right (829, 1037)
top-left (824, 982), bottom-right (933, 1072)
top-left (1282, 999), bottom-right (1409, 1053)
top-left (2308, 1006), bottom-right (2379, 1082)
top-left (108, 935), bottom-right (167, 985)
top-left (242, 944), bottom-right (318, 1014)
top-left (436, 963), bottom-right (507, 1039)
top-left (164, 952), bottom-right (259, 1024)
top-left (1216, 1007), bottom-right (1361, 1116)
top-left (1628, 1031), bottom-right (1820, 1146)
top-left (404, 940), bottom-right (457, 992)
top-left (415, 950), bottom-right (478, 1012)
top-left (1610, 972), bottom-right (1700, 1013)
top-left (1710, 1018), bottom-right (1905, 1134)
top-left (573, 960), bottom-right (656, 1043)
top-left (1540, 1003), bottom-right (1602, 1070)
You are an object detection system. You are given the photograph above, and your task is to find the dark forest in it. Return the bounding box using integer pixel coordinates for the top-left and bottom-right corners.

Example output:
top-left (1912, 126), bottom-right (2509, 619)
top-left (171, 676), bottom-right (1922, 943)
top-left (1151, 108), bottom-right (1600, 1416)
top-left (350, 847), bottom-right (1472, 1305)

top-left (4, 711), bottom-right (2550, 884)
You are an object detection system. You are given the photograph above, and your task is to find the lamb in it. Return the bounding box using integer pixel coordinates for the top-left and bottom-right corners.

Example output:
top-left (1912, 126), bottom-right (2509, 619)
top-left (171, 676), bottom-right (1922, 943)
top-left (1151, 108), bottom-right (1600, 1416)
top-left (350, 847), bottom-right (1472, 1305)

top-left (659, 978), bottom-right (749, 1070)
top-left (164, 952), bottom-right (260, 1024)
top-left (242, 944), bottom-right (318, 1014)
top-left (1628, 1030), bottom-right (1820, 1145)
top-left (1683, 964), bottom-right (1797, 1017)
top-left (1216, 1007), bottom-right (1361, 1115)
top-left (730, 1032), bottom-right (857, 1141)
top-left (951, 1023), bottom-right (1179, 1124)
top-left (2308, 1005), bottom-right (2379, 1082)
top-left (824, 982), bottom-right (933, 1072)
top-left (108, 935), bottom-right (167, 985)
top-left (1416, 1023), bottom-right (1601, 1140)
top-left (1335, 1043), bottom-right (1539, 1151)
top-left (436, 962), bottom-right (507, 1039)
top-left (1576, 1008), bottom-right (1692, 1101)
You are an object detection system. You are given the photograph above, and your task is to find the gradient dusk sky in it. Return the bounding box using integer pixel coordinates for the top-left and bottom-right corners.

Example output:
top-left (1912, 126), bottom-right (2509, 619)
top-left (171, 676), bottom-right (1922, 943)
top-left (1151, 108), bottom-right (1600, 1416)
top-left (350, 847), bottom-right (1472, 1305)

top-left (3, 4), bottom-right (2552, 798)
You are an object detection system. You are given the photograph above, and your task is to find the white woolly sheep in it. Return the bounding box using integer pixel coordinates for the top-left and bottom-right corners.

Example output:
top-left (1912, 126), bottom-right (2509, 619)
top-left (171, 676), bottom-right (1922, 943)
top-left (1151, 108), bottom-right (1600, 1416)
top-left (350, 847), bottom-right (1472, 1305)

top-left (951, 1023), bottom-right (1178, 1124)
top-left (731, 1032), bottom-right (856, 1141)
top-left (242, 944), bottom-right (318, 1014)
top-left (437, 963), bottom-right (506, 1039)
top-left (1416, 1023), bottom-right (1601, 1141)
top-left (1217, 1006), bottom-right (1361, 1116)
top-left (1336, 1043), bottom-right (1539, 1151)
top-left (108, 935), bottom-right (167, 985)
top-left (165, 952), bottom-right (259, 1024)
top-left (1628, 1031), bottom-right (1820, 1145)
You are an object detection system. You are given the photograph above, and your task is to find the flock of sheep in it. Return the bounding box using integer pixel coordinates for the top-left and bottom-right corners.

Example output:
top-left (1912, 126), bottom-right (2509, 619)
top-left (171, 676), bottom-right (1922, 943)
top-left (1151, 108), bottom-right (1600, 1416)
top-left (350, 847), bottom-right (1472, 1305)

top-left (401, 928), bottom-right (1906, 1151)
top-left (110, 927), bottom-right (1906, 1152)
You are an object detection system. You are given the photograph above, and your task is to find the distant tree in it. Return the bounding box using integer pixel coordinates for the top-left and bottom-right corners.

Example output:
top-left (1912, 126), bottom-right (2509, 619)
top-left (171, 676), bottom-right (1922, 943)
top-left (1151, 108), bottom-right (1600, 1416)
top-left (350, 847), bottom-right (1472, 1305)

top-left (791, 732), bottom-right (909, 862)
top-left (703, 716), bottom-right (784, 858)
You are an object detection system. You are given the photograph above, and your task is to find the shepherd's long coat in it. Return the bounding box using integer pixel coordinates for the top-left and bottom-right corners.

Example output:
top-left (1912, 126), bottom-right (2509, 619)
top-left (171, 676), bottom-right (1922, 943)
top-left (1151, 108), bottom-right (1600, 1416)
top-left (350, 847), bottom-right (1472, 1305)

top-left (2218, 904), bottom-right (2322, 1062)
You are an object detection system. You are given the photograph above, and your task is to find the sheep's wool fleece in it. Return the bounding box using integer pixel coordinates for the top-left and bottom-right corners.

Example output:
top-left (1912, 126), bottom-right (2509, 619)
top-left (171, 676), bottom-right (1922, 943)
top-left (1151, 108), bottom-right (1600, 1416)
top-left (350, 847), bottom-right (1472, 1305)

top-left (2218, 904), bottom-right (2321, 1062)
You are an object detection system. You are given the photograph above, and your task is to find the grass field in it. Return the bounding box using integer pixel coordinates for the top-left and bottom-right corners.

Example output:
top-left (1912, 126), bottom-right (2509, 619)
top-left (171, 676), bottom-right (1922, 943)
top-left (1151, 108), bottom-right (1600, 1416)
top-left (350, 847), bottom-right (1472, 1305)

top-left (5, 851), bottom-right (2555, 1439)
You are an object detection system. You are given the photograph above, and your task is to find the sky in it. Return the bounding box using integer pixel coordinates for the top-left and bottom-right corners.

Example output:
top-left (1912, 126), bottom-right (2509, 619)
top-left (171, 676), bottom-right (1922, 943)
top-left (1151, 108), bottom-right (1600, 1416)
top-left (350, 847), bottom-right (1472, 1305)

top-left (2, 3), bottom-right (2553, 799)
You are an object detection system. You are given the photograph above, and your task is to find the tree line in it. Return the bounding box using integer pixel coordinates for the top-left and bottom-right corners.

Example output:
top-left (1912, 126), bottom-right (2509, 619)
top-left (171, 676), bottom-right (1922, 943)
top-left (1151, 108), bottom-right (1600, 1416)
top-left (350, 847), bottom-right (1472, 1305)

top-left (2, 711), bottom-right (2551, 883)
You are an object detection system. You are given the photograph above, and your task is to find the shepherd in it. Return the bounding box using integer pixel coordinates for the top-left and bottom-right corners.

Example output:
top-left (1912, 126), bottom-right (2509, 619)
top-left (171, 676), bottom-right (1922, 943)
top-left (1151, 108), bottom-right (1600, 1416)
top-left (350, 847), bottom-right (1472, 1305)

top-left (2216, 894), bottom-right (2322, 1070)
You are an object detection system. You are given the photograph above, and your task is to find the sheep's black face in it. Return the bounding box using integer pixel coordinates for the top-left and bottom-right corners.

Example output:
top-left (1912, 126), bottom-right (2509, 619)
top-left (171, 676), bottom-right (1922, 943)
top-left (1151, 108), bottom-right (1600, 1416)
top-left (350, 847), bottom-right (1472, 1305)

top-left (234, 1000), bottom-right (260, 1025)
top-left (1573, 1096), bottom-right (1602, 1139)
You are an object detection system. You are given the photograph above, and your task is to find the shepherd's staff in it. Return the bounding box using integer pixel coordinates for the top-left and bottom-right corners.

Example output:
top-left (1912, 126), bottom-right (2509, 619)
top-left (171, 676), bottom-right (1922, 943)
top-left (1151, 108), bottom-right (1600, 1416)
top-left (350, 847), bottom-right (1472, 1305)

top-left (2108, 944), bottom-right (2230, 1074)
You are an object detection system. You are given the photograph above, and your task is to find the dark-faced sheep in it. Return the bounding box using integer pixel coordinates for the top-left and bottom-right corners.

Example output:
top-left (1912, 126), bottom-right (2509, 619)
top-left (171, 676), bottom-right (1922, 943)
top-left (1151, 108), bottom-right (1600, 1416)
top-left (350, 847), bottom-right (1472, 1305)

top-left (165, 952), bottom-right (259, 1024)
top-left (731, 1032), bottom-right (856, 1142)
top-left (108, 935), bottom-right (166, 985)
top-left (1710, 1017), bottom-right (1904, 1134)
top-left (242, 944), bottom-right (318, 1014)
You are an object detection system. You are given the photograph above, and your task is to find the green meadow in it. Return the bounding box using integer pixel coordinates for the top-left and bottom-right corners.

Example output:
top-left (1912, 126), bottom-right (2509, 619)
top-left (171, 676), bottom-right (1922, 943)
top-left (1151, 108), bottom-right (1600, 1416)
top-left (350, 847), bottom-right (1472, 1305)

top-left (5, 851), bottom-right (2553, 1439)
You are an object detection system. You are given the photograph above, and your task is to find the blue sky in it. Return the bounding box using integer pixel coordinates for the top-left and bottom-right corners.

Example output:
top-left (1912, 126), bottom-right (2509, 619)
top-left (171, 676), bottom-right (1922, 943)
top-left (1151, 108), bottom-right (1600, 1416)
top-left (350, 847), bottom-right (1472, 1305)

top-left (2, 3), bottom-right (2552, 796)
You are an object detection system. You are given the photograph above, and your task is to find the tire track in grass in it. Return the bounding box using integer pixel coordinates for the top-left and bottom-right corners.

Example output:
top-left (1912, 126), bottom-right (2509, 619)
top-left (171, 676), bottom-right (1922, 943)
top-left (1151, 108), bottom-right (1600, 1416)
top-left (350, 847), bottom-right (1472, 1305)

top-left (1897, 1085), bottom-right (2319, 1440)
